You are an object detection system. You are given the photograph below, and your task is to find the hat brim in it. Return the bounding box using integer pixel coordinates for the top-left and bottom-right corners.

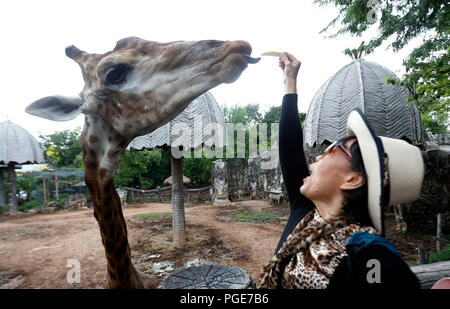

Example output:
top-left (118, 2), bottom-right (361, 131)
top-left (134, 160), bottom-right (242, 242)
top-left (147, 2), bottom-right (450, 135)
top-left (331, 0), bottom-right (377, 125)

top-left (346, 108), bottom-right (386, 235)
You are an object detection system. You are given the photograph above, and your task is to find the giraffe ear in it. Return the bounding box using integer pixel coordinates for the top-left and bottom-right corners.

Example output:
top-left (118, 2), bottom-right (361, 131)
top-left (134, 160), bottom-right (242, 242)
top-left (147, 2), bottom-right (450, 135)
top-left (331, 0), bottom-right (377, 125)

top-left (25, 95), bottom-right (83, 122)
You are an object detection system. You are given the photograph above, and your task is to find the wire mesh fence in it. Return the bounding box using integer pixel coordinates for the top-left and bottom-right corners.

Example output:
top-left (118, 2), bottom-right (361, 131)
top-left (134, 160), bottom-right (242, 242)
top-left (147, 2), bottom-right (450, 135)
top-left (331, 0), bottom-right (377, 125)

top-left (13, 167), bottom-right (87, 210)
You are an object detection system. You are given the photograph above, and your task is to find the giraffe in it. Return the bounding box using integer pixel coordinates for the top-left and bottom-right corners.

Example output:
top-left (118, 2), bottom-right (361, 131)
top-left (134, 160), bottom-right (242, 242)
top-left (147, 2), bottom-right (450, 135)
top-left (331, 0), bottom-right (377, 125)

top-left (25, 37), bottom-right (260, 288)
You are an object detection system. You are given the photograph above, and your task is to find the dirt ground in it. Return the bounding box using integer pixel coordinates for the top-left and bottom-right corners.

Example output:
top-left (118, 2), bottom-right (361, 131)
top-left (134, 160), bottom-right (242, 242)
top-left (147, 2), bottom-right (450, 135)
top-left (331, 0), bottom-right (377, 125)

top-left (0, 200), bottom-right (434, 289)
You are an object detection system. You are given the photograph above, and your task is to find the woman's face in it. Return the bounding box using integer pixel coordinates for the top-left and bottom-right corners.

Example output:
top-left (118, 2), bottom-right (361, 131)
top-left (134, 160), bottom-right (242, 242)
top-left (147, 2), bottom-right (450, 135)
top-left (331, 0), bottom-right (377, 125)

top-left (300, 139), bottom-right (361, 202)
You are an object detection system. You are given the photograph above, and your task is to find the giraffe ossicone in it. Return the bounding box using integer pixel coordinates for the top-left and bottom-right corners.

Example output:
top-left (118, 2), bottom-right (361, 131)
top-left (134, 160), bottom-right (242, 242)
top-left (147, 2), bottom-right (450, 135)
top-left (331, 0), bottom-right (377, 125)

top-left (25, 37), bottom-right (258, 288)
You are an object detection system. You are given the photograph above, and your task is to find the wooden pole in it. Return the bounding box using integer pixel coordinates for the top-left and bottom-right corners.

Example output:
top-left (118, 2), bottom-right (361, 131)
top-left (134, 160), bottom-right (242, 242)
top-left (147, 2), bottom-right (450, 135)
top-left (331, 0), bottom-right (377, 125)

top-left (42, 176), bottom-right (47, 207)
top-left (417, 245), bottom-right (428, 265)
top-left (54, 168), bottom-right (59, 201)
top-left (437, 213), bottom-right (442, 254)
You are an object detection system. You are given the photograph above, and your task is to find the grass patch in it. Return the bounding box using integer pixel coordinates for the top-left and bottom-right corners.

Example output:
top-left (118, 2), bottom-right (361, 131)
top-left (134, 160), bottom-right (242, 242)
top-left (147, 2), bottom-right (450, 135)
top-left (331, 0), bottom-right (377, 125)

top-left (234, 211), bottom-right (275, 223)
top-left (429, 244), bottom-right (450, 263)
top-left (134, 212), bottom-right (172, 221)
top-left (409, 232), bottom-right (435, 239)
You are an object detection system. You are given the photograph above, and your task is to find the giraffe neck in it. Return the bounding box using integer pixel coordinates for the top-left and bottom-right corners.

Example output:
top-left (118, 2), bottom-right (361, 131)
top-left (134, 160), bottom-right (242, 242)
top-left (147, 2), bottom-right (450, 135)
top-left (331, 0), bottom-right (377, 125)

top-left (80, 115), bottom-right (157, 288)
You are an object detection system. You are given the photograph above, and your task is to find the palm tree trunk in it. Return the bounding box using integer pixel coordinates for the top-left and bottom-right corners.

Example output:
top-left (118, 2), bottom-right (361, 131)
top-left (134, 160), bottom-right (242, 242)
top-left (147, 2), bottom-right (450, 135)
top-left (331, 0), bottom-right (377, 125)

top-left (171, 155), bottom-right (186, 247)
top-left (7, 164), bottom-right (18, 213)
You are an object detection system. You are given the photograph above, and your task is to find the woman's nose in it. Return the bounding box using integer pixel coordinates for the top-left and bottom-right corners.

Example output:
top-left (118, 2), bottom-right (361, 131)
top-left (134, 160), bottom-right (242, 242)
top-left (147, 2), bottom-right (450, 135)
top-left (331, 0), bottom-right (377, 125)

top-left (315, 155), bottom-right (324, 162)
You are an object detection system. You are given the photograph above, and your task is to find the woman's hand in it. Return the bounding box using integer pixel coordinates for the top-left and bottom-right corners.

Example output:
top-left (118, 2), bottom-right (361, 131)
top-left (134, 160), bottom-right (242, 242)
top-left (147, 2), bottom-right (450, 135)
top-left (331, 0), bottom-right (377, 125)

top-left (279, 52), bottom-right (301, 94)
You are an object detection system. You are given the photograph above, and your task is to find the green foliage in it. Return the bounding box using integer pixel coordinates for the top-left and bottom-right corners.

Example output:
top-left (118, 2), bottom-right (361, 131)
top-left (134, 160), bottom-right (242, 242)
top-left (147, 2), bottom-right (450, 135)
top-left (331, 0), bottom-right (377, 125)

top-left (134, 212), bottom-right (172, 221)
top-left (344, 41), bottom-right (369, 59)
top-left (429, 244), bottom-right (450, 263)
top-left (39, 127), bottom-right (82, 167)
top-left (234, 211), bottom-right (275, 223)
top-left (183, 153), bottom-right (213, 184)
top-left (18, 199), bottom-right (40, 212)
top-left (115, 149), bottom-right (170, 189)
top-left (263, 106), bottom-right (282, 124)
top-left (421, 113), bottom-right (448, 134)
top-left (72, 153), bottom-right (84, 169)
top-left (315, 0), bottom-right (449, 129)
top-left (33, 103), bottom-right (299, 191)
top-left (17, 174), bottom-right (37, 201)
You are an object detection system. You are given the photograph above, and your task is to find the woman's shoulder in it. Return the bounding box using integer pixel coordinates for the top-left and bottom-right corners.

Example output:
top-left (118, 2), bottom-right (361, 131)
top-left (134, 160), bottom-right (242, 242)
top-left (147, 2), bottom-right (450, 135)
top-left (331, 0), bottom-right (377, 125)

top-left (328, 232), bottom-right (421, 288)
top-left (346, 232), bottom-right (400, 257)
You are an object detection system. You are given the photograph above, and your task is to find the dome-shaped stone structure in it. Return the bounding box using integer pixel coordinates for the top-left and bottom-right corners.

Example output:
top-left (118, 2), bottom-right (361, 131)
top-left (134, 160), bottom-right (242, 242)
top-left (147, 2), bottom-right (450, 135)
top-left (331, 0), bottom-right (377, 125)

top-left (304, 59), bottom-right (423, 153)
top-left (129, 91), bottom-right (225, 150)
top-left (0, 120), bottom-right (44, 165)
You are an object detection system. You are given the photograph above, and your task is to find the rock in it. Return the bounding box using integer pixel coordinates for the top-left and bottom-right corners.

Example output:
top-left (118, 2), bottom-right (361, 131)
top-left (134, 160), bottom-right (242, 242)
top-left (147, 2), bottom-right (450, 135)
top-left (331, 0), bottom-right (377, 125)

top-left (211, 148), bottom-right (286, 203)
top-left (64, 194), bottom-right (87, 210)
top-left (211, 160), bottom-right (231, 206)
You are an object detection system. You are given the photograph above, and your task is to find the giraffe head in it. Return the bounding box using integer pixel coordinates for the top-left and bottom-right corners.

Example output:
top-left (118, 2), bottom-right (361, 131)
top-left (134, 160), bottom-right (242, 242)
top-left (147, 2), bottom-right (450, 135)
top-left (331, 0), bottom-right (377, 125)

top-left (26, 37), bottom-right (259, 139)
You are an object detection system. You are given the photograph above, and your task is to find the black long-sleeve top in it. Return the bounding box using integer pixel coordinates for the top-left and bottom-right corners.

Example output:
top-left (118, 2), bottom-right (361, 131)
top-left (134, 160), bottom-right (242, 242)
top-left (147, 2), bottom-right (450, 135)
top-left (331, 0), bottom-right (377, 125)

top-left (275, 94), bottom-right (314, 253)
top-left (276, 94), bottom-right (420, 288)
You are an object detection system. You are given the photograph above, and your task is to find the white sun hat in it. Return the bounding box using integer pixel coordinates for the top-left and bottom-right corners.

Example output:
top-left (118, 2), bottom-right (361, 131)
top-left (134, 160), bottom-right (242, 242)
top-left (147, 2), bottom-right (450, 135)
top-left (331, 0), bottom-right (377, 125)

top-left (346, 108), bottom-right (425, 234)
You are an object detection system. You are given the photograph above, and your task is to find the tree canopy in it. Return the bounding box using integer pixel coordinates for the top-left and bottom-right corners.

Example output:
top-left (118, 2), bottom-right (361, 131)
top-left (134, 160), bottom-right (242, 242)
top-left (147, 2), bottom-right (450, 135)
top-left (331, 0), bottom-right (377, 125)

top-left (39, 127), bottom-right (82, 167)
top-left (37, 103), bottom-right (292, 190)
top-left (315, 0), bottom-right (449, 133)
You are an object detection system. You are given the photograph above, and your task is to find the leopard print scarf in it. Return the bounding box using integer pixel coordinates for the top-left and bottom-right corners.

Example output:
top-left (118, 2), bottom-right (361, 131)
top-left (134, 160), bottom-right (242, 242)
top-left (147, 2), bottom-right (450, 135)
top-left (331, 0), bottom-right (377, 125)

top-left (258, 209), bottom-right (377, 289)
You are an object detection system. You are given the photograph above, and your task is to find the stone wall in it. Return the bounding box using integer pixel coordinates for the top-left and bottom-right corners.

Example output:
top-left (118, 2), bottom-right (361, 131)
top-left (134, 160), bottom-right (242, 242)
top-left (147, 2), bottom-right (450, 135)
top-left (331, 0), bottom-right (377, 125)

top-left (210, 148), bottom-right (286, 205)
top-left (424, 133), bottom-right (450, 152)
top-left (403, 149), bottom-right (450, 234)
top-left (211, 146), bottom-right (449, 235)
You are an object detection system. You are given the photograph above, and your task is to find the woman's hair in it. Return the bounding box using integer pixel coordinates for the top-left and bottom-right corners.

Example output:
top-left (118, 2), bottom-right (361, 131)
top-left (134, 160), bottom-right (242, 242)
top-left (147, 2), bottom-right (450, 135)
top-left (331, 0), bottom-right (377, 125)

top-left (337, 136), bottom-right (373, 227)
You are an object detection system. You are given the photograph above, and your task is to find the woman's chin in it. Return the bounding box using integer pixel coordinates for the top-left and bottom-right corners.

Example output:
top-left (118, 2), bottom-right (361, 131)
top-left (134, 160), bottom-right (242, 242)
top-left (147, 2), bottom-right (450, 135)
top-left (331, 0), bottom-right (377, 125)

top-left (300, 185), bottom-right (308, 197)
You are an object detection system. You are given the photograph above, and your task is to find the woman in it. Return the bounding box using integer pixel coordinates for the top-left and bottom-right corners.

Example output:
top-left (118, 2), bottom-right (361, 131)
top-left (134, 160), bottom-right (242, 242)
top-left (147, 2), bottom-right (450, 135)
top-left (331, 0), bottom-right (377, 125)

top-left (258, 53), bottom-right (424, 289)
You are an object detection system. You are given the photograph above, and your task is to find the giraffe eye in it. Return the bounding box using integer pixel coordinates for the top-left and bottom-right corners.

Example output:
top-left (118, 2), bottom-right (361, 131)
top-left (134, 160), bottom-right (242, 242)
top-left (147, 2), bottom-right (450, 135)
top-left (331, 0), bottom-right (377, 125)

top-left (105, 64), bottom-right (131, 85)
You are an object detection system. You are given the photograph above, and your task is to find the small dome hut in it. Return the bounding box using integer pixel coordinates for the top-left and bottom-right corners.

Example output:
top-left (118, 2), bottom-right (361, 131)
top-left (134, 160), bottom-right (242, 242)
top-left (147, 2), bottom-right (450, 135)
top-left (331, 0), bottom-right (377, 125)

top-left (0, 120), bottom-right (44, 212)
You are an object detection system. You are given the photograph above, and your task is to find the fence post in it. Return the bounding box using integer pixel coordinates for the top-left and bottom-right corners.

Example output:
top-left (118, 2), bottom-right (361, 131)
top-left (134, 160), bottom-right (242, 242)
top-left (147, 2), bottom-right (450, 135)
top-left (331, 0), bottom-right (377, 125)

top-left (417, 245), bottom-right (428, 264)
top-left (54, 168), bottom-right (59, 201)
top-left (437, 213), bottom-right (442, 254)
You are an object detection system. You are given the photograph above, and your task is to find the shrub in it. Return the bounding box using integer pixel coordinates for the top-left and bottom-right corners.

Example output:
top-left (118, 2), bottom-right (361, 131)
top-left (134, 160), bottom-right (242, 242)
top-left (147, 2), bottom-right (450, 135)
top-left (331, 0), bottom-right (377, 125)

top-left (18, 200), bottom-right (41, 212)
top-left (429, 244), bottom-right (450, 264)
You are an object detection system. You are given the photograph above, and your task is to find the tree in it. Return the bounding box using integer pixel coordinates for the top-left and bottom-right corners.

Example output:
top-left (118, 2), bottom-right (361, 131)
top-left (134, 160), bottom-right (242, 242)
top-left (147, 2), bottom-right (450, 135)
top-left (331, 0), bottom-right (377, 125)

top-left (245, 103), bottom-right (263, 123)
top-left (263, 106), bottom-right (282, 124)
top-left (39, 128), bottom-right (83, 167)
top-left (315, 0), bottom-right (449, 131)
top-left (344, 41), bottom-right (368, 59)
top-left (183, 154), bottom-right (212, 185)
top-left (115, 149), bottom-right (169, 189)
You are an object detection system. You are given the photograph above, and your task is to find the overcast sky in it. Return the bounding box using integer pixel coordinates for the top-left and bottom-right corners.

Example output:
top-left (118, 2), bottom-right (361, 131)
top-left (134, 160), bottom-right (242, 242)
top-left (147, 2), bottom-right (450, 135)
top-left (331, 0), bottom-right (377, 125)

top-left (0, 0), bottom-right (421, 139)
